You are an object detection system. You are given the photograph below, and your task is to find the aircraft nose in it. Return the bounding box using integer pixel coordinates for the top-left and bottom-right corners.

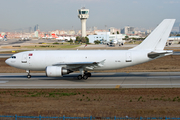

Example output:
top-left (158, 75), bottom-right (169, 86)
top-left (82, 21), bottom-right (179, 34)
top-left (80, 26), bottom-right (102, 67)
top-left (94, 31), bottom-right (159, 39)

top-left (5, 59), bottom-right (10, 65)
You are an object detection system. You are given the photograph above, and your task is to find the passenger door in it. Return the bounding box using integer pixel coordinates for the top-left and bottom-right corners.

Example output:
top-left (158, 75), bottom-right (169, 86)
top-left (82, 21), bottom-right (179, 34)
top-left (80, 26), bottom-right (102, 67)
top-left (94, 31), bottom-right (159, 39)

top-left (21, 53), bottom-right (28, 63)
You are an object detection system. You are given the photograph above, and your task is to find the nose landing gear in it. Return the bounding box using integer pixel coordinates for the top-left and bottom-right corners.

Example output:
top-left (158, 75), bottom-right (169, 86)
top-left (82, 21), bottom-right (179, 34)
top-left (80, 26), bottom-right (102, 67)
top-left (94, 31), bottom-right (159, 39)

top-left (26, 70), bottom-right (31, 78)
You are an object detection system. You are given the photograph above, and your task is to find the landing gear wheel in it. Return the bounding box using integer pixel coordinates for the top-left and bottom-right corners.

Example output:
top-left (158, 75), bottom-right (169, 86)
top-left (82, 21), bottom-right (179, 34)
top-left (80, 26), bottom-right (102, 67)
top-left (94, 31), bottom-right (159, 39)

top-left (26, 70), bottom-right (31, 79)
top-left (83, 75), bottom-right (88, 80)
top-left (77, 75), bottom-right (82, 80)
top-left (27, 75), bottom-right (31, 78)
top-left (87, 72), bottom-right (91, 77)
top-left (84, 72), bottom-right (91, 77)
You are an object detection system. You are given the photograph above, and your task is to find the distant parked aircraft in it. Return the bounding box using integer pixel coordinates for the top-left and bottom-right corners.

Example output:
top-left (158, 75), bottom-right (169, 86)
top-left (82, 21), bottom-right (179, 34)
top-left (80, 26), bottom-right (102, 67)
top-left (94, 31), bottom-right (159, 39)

top-left (108, 39), bottom-right (125, 46)
top-left (0, 35), bottom-right (7, 41)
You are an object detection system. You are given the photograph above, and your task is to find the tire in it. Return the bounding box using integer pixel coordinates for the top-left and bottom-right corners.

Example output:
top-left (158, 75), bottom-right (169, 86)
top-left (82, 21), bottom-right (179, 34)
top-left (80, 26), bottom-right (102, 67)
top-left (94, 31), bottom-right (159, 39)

top-left (77, 75), bottom-right (82, 80)
top-left (84, 72), bottom-right (91, 77)
top-left (27, 75), bottom-right (31, 78)
top-left (83, 75), bottom-right (88, 80)
top-left (87, 73), bottom-right (91, 77)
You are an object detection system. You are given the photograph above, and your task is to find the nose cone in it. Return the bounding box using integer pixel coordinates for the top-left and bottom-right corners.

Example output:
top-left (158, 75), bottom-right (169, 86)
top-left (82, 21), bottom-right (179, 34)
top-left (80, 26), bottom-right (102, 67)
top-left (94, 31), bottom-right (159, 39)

top-left (5, 59), bottom-right (10, 65)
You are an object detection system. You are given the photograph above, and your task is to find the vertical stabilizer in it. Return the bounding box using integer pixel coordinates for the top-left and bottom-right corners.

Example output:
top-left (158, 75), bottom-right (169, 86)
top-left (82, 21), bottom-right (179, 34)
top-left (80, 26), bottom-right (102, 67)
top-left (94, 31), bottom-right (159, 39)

top-left (130, 19), bottom-right (175, 51)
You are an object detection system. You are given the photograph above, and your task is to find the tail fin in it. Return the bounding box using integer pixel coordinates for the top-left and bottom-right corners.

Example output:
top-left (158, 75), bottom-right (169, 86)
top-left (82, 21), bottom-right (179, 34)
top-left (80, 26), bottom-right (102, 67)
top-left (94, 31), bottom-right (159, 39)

top-left (130, 19), bottom-right (175, 51)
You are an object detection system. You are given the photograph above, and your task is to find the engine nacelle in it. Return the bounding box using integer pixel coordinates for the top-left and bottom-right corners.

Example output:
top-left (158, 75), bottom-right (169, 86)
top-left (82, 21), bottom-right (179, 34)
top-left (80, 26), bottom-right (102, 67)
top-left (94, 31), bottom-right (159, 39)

top-left (46, 66), bottom-right (73, 77)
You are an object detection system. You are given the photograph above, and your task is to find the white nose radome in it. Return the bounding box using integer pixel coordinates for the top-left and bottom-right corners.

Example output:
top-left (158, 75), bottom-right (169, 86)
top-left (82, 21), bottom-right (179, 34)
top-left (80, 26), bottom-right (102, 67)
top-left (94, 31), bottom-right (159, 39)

top-left (5, 59), bottom-right (10, 65)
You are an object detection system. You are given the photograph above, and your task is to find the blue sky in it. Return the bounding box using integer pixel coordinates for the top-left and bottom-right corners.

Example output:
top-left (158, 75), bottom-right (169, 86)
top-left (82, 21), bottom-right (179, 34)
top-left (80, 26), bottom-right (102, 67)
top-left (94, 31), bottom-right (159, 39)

top-left (0, 0), bottom-right (180, 32)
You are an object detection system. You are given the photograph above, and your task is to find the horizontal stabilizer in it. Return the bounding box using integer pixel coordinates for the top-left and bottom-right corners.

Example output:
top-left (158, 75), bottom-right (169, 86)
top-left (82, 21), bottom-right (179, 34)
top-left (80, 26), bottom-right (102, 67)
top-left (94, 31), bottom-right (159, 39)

top-left (148, 50), bottom-right (173, 59)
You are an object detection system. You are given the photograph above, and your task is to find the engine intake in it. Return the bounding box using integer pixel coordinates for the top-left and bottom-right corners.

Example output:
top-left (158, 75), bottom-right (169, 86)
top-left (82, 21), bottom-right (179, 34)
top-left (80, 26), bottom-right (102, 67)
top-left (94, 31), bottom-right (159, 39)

top-left (46, 66), bottom-right (73, 77)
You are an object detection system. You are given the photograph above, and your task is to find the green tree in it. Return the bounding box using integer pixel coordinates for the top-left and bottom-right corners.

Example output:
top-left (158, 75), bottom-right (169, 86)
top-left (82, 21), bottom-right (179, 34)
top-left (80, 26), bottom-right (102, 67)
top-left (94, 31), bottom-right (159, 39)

top-left (125, 36), bottom-right (129, 40)
top-left (75, 36), bottom-right (89, 44)
top-left (94, 40), bottom-right (100, 44)
top-left (75, 36), bottom-right (80, 43)
top-left (85, 37), bottom-right (89, 44)
top-left (132, 37), bottom-right (136, 40)
top-left (81, 37), bottom-right (86, 43)
top-left (117, 31), bottom-right (119, 34)
top-left (69, 39), bottom-right (73, 44)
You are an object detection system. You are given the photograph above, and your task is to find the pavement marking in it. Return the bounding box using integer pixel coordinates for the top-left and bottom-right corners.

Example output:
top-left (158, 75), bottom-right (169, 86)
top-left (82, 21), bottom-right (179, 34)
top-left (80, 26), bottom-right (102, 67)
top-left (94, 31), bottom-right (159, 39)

top-left (115, 85), bottom-right (120, 88)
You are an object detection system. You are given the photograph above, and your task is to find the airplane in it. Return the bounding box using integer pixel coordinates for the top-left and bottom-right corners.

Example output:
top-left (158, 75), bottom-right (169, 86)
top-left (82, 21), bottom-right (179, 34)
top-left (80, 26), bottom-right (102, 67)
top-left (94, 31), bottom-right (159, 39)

top-left (0, 34), bottom-right (7, 41)
top-left (5, 19), bottom-right (175, 80)
top-left (3, 35), bottom-right (7, 41)
top-left (42, 34), bottom-right (53, 39)
top-left (108, 39), bottom-right (125, 46)
top-left (56, 36), bottom-right (76, 41)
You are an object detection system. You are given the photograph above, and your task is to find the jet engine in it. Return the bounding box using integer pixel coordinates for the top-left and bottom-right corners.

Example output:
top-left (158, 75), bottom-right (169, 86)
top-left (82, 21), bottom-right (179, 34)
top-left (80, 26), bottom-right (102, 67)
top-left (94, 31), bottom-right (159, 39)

top-left (46, 66), bottom-right (73, 77)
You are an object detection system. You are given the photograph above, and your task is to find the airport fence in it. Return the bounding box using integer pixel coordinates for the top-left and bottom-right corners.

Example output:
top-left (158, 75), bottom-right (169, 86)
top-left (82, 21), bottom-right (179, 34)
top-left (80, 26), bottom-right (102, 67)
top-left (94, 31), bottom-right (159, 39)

top-left (0, 115), bottom-right (180, 120)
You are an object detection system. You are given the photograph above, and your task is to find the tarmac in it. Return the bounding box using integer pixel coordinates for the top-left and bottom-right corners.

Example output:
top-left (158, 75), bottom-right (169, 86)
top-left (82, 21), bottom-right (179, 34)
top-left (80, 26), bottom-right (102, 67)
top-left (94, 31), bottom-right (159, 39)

top-left (0, 72), bottom-right (180, 88)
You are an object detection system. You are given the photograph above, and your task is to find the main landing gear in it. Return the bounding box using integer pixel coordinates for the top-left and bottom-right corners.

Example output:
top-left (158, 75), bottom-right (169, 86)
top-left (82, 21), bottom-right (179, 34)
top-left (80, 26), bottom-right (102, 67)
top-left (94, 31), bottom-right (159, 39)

top-left (77, 70), bottom-right (91, 80)
top-left (26, 70), bottom-right (31, 78)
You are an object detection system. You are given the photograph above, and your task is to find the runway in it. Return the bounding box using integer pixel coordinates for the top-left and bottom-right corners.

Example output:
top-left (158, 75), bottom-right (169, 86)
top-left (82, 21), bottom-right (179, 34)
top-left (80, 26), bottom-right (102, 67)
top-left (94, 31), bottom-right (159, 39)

top-left (0, 72), bottom-right (180, 88)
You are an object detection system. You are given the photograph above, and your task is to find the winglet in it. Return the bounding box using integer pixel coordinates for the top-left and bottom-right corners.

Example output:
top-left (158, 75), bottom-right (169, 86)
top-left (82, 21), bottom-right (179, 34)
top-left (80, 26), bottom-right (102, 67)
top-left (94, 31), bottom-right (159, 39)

top-left (97, 59), bottom-right (106, 67)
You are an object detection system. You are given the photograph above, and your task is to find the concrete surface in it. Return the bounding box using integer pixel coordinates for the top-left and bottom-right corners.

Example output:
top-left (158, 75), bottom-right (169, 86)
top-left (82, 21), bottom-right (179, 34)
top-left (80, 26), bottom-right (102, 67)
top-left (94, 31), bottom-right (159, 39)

top-left (0, 72), bottom-right (180, 88)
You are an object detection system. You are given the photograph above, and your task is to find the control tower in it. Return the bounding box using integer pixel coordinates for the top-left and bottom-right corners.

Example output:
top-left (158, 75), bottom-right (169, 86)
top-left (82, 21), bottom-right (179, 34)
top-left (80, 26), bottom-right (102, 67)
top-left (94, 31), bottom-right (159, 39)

top-left (78, 7), bottom-right (89, 37)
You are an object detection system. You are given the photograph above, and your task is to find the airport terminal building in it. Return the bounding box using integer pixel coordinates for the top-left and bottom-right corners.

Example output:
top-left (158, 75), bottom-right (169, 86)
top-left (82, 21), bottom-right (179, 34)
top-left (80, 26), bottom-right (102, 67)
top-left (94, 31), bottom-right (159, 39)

top-left (88, 32), bottom-right (126, 43)
top-left (168, 36), bottom-right (180, 44)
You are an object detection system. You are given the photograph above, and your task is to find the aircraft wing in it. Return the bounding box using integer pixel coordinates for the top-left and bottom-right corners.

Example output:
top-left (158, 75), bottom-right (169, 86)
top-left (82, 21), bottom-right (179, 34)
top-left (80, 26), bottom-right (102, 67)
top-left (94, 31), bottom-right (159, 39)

top-left (52, 59), bottom-right (106, 70)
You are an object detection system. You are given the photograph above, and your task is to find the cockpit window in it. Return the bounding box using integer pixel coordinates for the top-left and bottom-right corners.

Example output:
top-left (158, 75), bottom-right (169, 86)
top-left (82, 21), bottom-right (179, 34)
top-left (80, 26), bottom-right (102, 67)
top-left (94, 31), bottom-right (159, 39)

top-left (11, 56), bottom-right (16, 59)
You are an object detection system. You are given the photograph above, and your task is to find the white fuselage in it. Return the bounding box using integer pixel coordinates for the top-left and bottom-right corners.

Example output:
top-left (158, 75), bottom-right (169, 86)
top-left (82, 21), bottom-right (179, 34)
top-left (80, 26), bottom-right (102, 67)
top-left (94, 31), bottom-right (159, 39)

top-left (5, 50), bottom-right (152, 71)
top-left (4, 19), bottom-right (175, 79)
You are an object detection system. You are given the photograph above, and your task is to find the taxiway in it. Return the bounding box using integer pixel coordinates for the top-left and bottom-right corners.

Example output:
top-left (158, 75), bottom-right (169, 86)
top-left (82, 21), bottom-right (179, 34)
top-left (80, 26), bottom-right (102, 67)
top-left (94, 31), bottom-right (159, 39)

top-left (0, 72), bottom-right (180, 88)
